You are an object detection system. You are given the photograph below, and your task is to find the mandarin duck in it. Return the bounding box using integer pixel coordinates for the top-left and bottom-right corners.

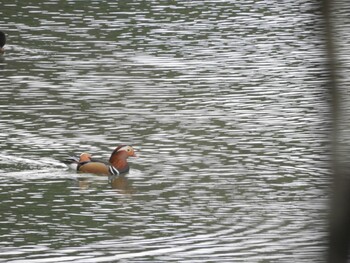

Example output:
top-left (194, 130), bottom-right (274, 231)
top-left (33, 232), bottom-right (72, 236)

top-left (63, 145), bottom-right (136, 179)
top-left (0, 31), bottom-right (6, 54)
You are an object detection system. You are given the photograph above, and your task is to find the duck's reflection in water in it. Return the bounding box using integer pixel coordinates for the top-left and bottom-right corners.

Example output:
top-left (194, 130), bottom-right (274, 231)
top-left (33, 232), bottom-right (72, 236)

top-left (77, 174), bottom-right (134, 194)
top-left (109, 174), bottom-right (134, 194)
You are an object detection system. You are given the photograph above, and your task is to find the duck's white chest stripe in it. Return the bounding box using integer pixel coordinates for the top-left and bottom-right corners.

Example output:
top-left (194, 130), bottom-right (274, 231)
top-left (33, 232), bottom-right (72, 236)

top-left (109, 166), bottom-right (120, 176)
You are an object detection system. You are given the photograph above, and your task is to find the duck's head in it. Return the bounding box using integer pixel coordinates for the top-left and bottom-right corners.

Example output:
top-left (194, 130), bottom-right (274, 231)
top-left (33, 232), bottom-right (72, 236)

top-left (110, 145), bottom-right (136, 160)
top-left (79, 152), bottom-right (92, 162)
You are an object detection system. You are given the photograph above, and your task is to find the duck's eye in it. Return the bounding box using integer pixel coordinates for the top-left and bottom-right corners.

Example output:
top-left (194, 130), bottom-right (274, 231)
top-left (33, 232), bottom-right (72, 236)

top-left (127, 148), bottom-right (131, 152)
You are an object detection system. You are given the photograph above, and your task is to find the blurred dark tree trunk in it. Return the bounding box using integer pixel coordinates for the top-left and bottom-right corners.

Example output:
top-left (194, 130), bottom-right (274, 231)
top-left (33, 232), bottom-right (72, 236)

top-left (324, 0), bottom-right (350, 261)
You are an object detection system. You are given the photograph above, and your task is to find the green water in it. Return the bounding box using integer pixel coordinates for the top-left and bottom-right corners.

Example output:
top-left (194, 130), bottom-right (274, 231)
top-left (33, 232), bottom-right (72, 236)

top-left (0, 1), bottom-right (330, 262)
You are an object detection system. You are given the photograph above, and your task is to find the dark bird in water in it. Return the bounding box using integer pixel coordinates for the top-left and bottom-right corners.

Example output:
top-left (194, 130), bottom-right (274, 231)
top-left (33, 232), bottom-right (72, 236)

top-left (0, 31), bottom-right (6, 54)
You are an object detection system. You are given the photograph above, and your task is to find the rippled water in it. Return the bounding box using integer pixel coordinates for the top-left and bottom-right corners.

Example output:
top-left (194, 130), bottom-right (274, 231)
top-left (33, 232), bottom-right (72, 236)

top-left (0, 0), bottom-right (330, 262)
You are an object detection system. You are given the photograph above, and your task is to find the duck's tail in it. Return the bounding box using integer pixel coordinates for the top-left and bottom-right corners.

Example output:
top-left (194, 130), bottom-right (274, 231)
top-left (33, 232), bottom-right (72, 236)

top-left (61, 156), bottom-right (80, 170)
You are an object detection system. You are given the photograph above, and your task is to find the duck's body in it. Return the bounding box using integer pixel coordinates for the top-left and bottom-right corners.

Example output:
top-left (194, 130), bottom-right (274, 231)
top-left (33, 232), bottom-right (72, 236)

top-left (78, 161), bottom-right (119, 175)
top-left (63, 145), bottom-right (136, 178)
top-left (0, 31), bottom-right (6, 54)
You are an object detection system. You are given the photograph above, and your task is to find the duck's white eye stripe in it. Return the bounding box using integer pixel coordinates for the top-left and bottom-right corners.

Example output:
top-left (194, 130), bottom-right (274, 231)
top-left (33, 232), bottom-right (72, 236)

top-left (117, 146), bottom-right (130, 152)
top-left (109, 166), bottom-right (120, 176)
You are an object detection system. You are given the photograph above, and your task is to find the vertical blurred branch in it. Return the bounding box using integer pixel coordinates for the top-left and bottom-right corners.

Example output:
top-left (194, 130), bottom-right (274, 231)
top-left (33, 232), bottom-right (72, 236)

top-left (324, 0), bottom-right (350, 262)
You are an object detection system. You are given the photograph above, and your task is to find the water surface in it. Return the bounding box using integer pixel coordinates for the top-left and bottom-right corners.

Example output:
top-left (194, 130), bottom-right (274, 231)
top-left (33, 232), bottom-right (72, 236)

top-left (0, 0), bottom-right (330, 262)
